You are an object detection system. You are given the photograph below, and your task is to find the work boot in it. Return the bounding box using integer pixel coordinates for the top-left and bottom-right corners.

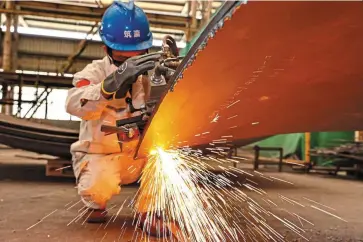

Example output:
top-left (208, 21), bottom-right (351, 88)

top-left (86, 208), bottom-right (108, 223)
top-left (137, 212), bottom-right (172, 237)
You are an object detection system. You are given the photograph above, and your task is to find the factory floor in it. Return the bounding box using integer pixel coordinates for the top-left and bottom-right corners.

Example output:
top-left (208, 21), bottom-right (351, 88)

top-left (1, 148), bottom-right (363, 242)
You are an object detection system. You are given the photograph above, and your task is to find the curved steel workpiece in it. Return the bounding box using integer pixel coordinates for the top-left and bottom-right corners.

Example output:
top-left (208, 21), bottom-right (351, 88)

top-left (0, 114), bottom-right (78, 158)
top-left (135, 1), bottom-right (363, 158)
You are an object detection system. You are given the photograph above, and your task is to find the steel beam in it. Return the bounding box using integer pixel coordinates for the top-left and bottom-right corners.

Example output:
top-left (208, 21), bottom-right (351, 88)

top-left (12, 7), bottom-right (19, 71)
top-left (0, 1), bottom-right (195, 31)
top-left (186, 1), bottom-right (198, 42)
top-left (1, 1), bottom-right (14, 115)
top-left (61, 23), bottom-right (99, 74)
top-left (2, 2), bottom-right (13, 72)
top-left (17, 50), bottom-right (100, 62)
top-left (0, 8), bottom-right (194, 32)
top-left (304, 133), bottom-right (311, 163)
top-left (0, 72), bottom-right (73, 88)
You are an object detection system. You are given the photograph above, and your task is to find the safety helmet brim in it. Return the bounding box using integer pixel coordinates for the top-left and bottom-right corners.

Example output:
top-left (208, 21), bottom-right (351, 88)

top-left (101, 35), bottom-right (153, 52)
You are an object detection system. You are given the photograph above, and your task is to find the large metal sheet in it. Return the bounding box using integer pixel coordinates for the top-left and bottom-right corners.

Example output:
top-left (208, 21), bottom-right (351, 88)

top-left (0, 114), bottom-right (77, 158)
top-left (136, 1), bottom-right (363, 158)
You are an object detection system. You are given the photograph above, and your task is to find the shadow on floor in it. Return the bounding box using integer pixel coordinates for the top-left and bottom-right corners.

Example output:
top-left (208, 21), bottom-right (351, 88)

top-left (0, 163), bottom-right (140, 188)
top-left (0, 164), bottom-right (75, 183)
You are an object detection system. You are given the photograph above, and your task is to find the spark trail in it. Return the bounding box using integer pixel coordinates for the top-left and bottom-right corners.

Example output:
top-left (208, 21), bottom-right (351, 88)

top-left (131, 147), bottom-right (241, 241)
top-left (128, 146), bottom-right (348, 242)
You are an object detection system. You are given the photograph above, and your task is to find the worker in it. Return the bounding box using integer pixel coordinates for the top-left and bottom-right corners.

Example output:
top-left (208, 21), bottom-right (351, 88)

top-left (65, 0), bottom-right (166, 236)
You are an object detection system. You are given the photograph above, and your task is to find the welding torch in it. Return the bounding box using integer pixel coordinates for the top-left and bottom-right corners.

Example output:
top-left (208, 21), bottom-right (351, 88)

top-left (100, 97), bottom-right (151, 141)
top-left (151, 35), bottom-right (184, 84)
top-left (151, 57), bottom-right (184, 84)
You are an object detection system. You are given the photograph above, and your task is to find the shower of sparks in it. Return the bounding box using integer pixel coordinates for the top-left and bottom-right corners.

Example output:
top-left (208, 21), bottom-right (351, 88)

top-left (50, 149), bottom-right (346, 240)
top-left (113, 198), bottom-right (129, 223)
top-left (64, 201), bottom-right (73, 208)
top-left (26, 209), bottom-right (58, 230)
top-left (131, 147), bottom-right (243, 241)
top-left (279, 195), bottom-right (305, 207)
top-left (67, 207), bottom-right (89, 226)
top-left (104, 214), bottom-right (116, 229)
top-left (128, 146), bottom-right (331, 242)
top-left (100, 232), bottom-right (108, 242)
top-left (269, 176), bottom-right (294, 185)
top-left (117, 221), bottom-right (127, 241)
top-left (227, 115), bottom-right (238, 120)
top-left (76, 207), bottom-right (90, 223)
top-left (246, 178), bottom-right (258, 185)
top-left (211, 114), bottom-right (220, 123)
top-left (66, 200), bottom-right (82, 210)
top-left (293, 213), bottom-right (314, 226)
top-left (310, 205), bottom-right (348, 223)
top-left (78, 205), bottom-right (88, 213)
top-left (303, 197), bottom-right (336, 211)
top-left (227, 99), bottom-right (240, 109)
top-left (103, 204), bottom-right (117, 214)
top-left (82, 210), bottom-right (93, 225)
top-left (55, 165), bottom-right (72, 171)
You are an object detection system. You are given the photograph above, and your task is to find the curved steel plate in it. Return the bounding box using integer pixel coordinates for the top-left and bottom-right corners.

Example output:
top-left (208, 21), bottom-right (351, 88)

top-left (136, 1), bottom-right (363, 158)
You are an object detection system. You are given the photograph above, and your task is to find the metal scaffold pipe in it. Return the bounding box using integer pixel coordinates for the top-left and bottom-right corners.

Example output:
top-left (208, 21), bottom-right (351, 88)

top-left (2, 1), bottom-right (14, 72)
top-left (1, 1), bottom-right (15, 115)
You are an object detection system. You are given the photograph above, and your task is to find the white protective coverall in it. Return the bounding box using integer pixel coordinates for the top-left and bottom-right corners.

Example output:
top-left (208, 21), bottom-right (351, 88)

top-left (65, 56), bottom-right (152, 212)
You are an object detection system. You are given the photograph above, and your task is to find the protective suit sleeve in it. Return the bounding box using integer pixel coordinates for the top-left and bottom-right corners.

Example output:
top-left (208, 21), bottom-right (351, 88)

top-left (65, 82), bottom-right (108, 120)
top-left (65, 58), bottom-right (110, 120)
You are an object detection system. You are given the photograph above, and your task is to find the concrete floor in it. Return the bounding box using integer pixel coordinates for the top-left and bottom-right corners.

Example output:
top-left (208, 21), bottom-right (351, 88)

top-left (1, 148), bottom-right (363, 242)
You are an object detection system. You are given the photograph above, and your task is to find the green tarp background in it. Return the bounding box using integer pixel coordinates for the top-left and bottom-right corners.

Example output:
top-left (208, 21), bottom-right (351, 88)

top-left (180, 7), bottom-right (356, 165)
top-left (244, 131), bottom-right (355, 162)
top-left (307, 131), bottom-right (355, 164)
top-left (247, 133), bottom-right (303, 158)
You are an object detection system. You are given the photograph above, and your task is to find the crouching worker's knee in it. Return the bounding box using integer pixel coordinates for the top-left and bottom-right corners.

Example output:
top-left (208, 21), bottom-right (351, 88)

top-left (77, 170), bottom-right (121, 209)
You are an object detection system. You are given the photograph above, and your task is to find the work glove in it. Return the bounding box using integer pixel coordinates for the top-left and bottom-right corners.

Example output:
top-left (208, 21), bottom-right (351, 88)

top-left (101, 52), bottom-right (161, 99)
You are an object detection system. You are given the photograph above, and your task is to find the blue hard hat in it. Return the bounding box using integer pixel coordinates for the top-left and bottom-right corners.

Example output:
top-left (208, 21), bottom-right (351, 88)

top-left (99, 0), bottom-right (153, 51)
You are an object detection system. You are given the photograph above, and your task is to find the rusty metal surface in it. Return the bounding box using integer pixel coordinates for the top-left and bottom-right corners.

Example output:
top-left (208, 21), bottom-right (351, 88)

top-left (136, 1), bottom-right (363, 158)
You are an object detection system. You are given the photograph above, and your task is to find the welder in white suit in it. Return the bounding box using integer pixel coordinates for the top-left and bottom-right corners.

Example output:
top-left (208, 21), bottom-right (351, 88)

top-left (65, 0), bottom-right (166, 236)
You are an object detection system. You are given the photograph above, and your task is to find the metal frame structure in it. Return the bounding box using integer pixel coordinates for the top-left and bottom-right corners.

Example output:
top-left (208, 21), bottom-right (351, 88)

top-left (0, 1), bottom-right (218, 117)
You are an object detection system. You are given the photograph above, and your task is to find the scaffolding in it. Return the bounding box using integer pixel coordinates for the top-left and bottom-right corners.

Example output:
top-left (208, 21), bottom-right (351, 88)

top-left (0, 1), bottom-right (212, 119)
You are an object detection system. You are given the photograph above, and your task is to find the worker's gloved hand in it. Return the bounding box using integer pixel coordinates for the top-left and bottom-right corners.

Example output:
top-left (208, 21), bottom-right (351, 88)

top-left (101, 52), bottom-right (161, 99)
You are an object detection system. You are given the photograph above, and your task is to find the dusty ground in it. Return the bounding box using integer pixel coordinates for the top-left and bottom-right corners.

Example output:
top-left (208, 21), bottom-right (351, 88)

top-left (0, 148), bottom-right (363, 242)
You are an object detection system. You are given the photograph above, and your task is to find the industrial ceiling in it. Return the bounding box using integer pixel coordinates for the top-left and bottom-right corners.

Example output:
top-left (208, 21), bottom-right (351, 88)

top-left (0, 1), bottom-right (223, 47)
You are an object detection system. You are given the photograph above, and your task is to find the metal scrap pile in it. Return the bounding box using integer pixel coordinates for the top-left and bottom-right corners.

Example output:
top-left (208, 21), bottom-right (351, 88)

top-left (312, 142), bottom-right (363, 157)
top-left (310, 141), bottom-right (363, 176)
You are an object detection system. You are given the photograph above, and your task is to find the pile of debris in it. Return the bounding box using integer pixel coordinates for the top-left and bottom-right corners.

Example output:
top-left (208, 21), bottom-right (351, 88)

top-left (309, 141), bottom-right (363, 177)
